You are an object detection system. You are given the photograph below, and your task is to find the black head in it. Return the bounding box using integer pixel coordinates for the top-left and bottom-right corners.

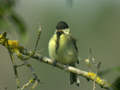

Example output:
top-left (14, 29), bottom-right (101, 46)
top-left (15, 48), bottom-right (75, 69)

top-left (56, 21), bottom-right (69, 30)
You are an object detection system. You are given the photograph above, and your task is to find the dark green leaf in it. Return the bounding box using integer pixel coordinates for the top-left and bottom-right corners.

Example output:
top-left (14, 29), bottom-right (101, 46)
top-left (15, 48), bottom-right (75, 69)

top-left (112, 77), bottom-right (120, 90)
top-left (9, 11), bottom-right (27, 41)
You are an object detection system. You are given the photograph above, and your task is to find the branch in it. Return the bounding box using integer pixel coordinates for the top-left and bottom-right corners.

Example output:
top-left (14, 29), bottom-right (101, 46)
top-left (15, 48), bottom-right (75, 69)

top-left (0, 32), bottom-right (113, 90)
top-left (20, 49), bottom-right (112, 90)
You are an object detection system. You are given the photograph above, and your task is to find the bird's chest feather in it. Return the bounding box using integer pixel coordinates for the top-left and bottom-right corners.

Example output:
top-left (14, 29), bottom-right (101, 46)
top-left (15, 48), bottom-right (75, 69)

top-left (48, 34), bottom-right (77, 64)
top-left (56, 35), bottom-right (77, 64)
top-left (58, 34), bottom-right (70, 50)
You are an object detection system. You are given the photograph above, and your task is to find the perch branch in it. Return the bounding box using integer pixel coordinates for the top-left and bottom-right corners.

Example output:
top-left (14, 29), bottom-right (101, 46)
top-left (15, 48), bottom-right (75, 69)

top-left (21, 49), bottom-right (112, 90)
top-left (0, 32), bottom-right (112, 90)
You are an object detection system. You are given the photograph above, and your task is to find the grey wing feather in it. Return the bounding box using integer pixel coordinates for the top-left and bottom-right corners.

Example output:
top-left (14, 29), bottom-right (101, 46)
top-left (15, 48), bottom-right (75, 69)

top-left (71, 37), bottom-right (78, 52)
top-left (71, 36), bottom-right (79, 64)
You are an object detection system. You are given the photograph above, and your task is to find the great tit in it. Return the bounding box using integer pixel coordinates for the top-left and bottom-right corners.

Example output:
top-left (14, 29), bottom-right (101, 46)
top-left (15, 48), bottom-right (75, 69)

top-left (48, 21), bottom-right (80, 86)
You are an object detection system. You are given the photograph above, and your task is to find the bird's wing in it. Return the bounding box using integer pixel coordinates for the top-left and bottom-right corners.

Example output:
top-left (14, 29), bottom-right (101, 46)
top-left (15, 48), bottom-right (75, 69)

top-left (71, 36), bottom-right (78, 53)
top-left (71, 36), bottom-right (80, 64)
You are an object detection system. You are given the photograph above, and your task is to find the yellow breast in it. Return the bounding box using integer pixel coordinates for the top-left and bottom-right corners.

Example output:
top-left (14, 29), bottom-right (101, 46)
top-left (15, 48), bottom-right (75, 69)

top-left (48, 33), bottom-right (78, 64)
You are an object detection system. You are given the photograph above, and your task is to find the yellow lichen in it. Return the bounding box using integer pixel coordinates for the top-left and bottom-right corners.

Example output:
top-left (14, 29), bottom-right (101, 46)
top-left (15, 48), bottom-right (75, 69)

top-left (88, 72), bottom-right (96, 79)
top-left (8, 40), bottom-right (19, 47)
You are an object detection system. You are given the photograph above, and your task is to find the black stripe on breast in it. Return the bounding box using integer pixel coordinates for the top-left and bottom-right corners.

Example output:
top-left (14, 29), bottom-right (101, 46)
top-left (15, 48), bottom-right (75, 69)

top-left (56, 31), bottom-right (64, 53)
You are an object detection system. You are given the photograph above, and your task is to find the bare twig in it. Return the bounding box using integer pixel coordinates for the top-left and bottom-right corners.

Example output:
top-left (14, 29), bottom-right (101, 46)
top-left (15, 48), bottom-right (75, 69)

top-left (0, 32), bottom-right (113, 90)
top-left (21, 48), bottom-right (112, 90)
top-left (34, 26), bottom-right (42, 53)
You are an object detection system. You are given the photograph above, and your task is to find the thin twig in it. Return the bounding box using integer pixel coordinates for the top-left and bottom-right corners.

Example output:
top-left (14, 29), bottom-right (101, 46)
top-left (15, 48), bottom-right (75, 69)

top-left (0, 32), bottom-right (113, 90)
top-left (21, 49), bottom-right (112, 90)
top-left (34, 26), bottom-right (42, 53)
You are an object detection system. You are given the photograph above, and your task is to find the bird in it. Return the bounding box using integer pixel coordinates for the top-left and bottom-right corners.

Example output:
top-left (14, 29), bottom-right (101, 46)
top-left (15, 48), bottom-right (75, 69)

top-left (48, 21), bottom-right (80, 86)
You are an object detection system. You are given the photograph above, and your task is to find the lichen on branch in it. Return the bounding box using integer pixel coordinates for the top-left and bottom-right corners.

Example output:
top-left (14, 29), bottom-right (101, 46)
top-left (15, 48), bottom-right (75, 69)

top-left (0, 32), bottom-right (113, 90)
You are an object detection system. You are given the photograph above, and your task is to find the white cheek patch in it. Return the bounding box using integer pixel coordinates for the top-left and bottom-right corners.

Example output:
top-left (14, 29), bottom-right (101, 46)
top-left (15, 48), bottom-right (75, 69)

top-left (64, 29), bottom-right (70, 35)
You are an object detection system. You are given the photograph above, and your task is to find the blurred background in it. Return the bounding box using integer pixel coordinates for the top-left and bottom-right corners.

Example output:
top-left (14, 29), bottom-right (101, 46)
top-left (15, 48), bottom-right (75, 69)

top-left (0, 0), bottom-right (120, 90)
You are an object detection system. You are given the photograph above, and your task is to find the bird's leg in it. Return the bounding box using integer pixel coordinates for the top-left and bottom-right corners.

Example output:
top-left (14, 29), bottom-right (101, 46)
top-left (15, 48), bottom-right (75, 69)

top-left (52, 60), bottom-right (57, 66)
top-left (63, 64), bottom-right (69, 71)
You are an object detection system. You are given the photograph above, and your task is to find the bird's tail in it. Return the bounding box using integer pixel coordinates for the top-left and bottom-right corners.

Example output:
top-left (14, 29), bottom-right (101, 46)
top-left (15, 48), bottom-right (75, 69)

top-left (69, 64), bottom-right (80, 86)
